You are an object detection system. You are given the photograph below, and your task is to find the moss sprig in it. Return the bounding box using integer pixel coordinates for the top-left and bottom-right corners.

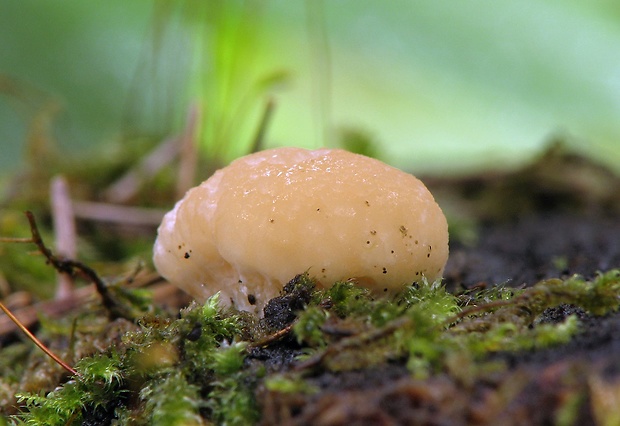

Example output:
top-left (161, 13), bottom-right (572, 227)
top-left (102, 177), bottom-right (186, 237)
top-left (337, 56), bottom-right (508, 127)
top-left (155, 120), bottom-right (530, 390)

top-left (205, 343), bottom-right (259, 426)
top-left (14, 353), bottom-right (124, 425)
top-left (140, 370), bottom-right (203, 426)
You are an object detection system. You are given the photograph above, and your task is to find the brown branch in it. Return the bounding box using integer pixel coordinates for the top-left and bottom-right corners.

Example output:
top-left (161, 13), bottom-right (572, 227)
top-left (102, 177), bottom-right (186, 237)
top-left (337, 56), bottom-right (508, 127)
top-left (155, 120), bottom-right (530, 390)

top-left (24, 211), bottom-right (119, 319)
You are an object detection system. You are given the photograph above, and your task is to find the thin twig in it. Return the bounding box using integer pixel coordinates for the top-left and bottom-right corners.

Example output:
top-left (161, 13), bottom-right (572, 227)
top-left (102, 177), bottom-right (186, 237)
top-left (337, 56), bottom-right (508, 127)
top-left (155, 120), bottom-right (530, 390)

top-left (0, 237), bottom-right (32, 243)
top-left (24, 211), bottom-right (118, 319)
top-left (443, 299), bottom-right (516, 327)
top-left (103, 136), bottom-right (180, 203)
top-left (247, 321), bottom-right (296, 350)
top-left (0, 300), bottom-right (79, 377)
top-left (72, 201), bottom-right (166, 226)
top-left (50, 175), bottom-right (76, 299)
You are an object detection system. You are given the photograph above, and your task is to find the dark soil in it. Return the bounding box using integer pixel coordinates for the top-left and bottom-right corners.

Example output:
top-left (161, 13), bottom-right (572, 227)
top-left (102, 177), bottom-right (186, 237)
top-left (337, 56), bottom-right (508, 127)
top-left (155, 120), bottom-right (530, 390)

top-left (445, 213), bottom-right (620, 289)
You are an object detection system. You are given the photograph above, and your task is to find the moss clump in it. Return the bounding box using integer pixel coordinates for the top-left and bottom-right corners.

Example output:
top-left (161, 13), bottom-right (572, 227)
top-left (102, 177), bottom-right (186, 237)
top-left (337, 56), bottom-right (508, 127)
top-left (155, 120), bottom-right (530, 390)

top-left (14, 353), bottom-right (124, 425)
top-left (139, 371), bottom-right (203, 426)
top-left (292, 271), bottom-right (620, 377)
top-left (206, 343), bottom-right (259, 426)
top-left (10, 293), bottom-right (254, 425)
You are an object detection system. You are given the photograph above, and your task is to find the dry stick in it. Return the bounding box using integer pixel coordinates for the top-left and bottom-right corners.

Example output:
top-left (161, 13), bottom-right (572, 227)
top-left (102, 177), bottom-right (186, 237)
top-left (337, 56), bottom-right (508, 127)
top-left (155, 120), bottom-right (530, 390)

top-left (72, 201), bottom-right (166, 226)
top-left (443, 299), bottom-right (519, 327)
top-left (105, 102), bottom-right (201, 204)
top-left (50, 176), bottom-right (77, 300)
top-left (0, 300), bottom-right (79, 377)
top-left (23, 211), bottom-right (119, 319)
top-left (0, 237), bottom-right (32, 243)
top-left (103, 136), bottom-right (181, 204)
top-left (247, 321), bottom-right (296, 350)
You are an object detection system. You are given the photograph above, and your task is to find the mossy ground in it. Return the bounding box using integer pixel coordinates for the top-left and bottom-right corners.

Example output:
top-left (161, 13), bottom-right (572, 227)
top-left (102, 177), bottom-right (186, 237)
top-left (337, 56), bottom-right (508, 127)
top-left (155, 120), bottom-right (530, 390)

top-left (1, 144), bottom-right (620, 425)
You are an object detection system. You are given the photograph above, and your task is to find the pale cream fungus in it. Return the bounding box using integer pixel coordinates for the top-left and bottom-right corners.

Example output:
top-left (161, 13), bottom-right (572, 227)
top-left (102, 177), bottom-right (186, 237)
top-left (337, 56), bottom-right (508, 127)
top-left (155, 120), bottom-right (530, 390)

top-left (153, 147), bottom-right (449, 314)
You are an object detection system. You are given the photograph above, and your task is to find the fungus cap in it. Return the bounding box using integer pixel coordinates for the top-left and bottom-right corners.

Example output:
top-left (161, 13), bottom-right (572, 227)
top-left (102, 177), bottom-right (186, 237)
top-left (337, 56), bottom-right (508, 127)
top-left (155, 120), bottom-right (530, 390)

top-left (153, 147), bottom-right (448, 314)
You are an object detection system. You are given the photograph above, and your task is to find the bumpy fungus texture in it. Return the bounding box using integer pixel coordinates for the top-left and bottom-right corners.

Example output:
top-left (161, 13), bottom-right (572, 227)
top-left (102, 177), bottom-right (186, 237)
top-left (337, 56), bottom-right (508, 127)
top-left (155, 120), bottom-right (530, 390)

top-left (154, 147), bottom-right (449, 313)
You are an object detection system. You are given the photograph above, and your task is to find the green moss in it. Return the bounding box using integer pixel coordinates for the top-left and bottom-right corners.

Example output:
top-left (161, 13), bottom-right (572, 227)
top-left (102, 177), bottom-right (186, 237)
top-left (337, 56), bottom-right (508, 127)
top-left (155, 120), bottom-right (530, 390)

top-left (206, 370), bottom-right (259, 426)
top-left (7, 269), bottom-right (620, 424)
top-left (11, 293), bottom-right (258, 425)
top-left (324, 280), bottom-right (373, 318)
top-left (293, 306), bottom-right (328, 347)
top-left (462, 314), bottom-right (579, 355)
top-left (140, 371), bottom-right (203, 426)
top-left (291, 271), bottom-right (620, 378)
top-left (14, 354), bottom-right (124, 425)
top-left (264, 374), bottom-right (318, 394)
top-left (209, 342), bottom-right (247, 376)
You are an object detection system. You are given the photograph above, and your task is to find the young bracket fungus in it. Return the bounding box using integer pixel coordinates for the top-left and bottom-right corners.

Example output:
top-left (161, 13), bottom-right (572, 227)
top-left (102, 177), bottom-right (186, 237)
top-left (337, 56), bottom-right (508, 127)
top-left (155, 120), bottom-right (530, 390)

top-left (153, 147), bottom-right (449, 314)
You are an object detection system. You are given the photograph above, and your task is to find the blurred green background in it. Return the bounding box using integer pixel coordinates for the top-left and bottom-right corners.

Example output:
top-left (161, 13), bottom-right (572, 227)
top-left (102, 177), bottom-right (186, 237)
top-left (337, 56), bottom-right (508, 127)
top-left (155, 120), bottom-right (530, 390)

top-left (1, 0), bottom-right (619, 177)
